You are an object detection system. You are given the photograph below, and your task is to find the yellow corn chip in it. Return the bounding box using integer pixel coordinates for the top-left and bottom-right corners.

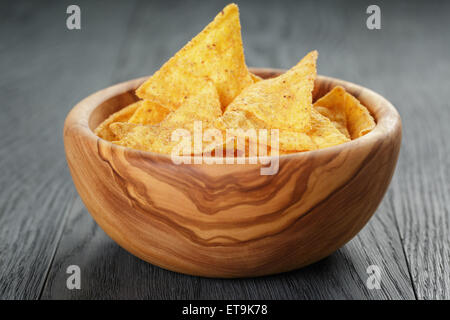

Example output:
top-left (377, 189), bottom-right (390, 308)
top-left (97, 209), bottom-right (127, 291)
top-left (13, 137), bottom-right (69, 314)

top-left (219, 129), bottom-right (316, 156)
top-left (136, 3), bottom-right (253, 110)
top-left (314, 104), bottom-right (350, 138)
top-left (279, 131), bottom-right (316, 152)
top-left (128, 100), bottom-right (170, 125)
top-left (225, 50), bottom-right (318, 132)
top-left (112, 122), bottom-right (214, 155)
top-left (112, 83), bottom-right (222, 155)
top-left (308, 108), bottom-right (350, 149)
top-left (109, 122), bottom-right (140, 140)
top-left (218, 104), bottom-right (348, 154)
top-left (160, 80), bottom-right (222, 131)
top-left (151, 126), bottom-right (193, 155)
top-left (216, 114), bottom-right (315, 155)
top-left (94, 101), bottom-right (141, 141)
top-left (313, 86), bottom-right (375, 139)
top-left (111, 123), bottom-right (158, 151)
top-left (214, 110), bottom-right (262, 130)
top-left (94, 3), bottom-right (372, 156)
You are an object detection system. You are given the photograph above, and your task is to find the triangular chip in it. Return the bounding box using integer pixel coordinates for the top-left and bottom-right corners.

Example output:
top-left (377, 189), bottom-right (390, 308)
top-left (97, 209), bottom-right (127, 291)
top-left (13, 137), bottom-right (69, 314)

top-left (278, 131), bottom-right (316, 152)
top-left (308, 108), bottom-right (350, 149)
top-left (128, 100), bottom-right (170, 125)
top-left (112, 82), bottom-right (223, 155)
top-left (160, 80), bottom-right (222, 131)
top-left (225, 50), bottom-right (318, 132)
top-left (136, 3), bottom-right (253, 110)
top-left (214, 110), bottom-right (263, 130)
top-left (215, 113), bottom-right (316, 155)
top-left (94, 101), bottom-right (141, 141)
top-left (313, 86), bottom-right (375, 139)
top-left (216, 128), bottom-right (317, 156)
top-left (111, 122), bottom-right (219, 155)
top-left (110, 122), bottom-right (140, 140)
top-left (110, 122), bottom-right (158, 151)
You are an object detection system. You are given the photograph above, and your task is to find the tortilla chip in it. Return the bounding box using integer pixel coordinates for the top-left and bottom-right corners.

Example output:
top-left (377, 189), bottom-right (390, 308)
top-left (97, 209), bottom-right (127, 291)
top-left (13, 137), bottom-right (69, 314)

top-left (109, 122), bottom-right (141, 140)
top-left (112, 122), bottom-right (215, 156)
top-left (314, 104), bottom-right (350, 138)
top-left (136, 3), bottom-right (253, 110)
top-left (308, 108), bottom-right (350, 149)
top-left (215, 110), bottom-right (261, 130)
top-left (94, 101), bottom-right (141, 141)
top-left (94, 2), bottom-right (373, 156)
top-left (216, 119), bottom-right (316, 155)
top-left (113, 81), bottom-right (223, 155)
top-left (229, 129), bottom-right (317, 155)
top-left (160, 80), bottom-right (222, 131)
top-left (313, 86), bottom-right (375, 139)
top-left (278, 131), bottom-right (316, 152)
top-left (110, 122), bottom-right (156, 150)
top-left (225, 50), bottom-right (318, 132)
top-left (128, 100), bottom-right (170, 125)
top-left (111, 122), bottom-right (186, 155)
top-left (221, 108), bottom-right (349, 154)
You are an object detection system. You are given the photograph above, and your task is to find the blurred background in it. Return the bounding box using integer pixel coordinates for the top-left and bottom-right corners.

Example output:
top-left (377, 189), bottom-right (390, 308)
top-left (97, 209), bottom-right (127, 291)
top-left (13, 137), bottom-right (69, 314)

top-left (0, 0), bottom-right (449, 300)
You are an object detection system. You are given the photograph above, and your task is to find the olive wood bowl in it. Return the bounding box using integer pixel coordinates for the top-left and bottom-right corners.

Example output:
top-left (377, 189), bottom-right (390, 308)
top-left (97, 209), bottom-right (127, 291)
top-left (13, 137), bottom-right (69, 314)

top-left (63, 68), bottom-right (402, 278)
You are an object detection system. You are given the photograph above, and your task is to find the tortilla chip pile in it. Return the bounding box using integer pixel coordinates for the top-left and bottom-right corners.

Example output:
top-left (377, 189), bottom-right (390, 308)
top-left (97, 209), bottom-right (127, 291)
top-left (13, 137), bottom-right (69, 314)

top-left (95, 3), bottom-right (375, 156)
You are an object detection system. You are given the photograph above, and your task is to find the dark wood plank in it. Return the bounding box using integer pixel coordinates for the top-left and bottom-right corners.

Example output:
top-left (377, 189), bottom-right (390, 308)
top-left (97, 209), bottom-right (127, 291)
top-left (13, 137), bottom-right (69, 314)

top-left (241, 0), bottom-right (450, 299)
top-left (0, 0), bottom-right (138, 299)
top-left (381, 1), bottom-right (450, 298)
top-left (41, 0), bottom-right (415, 299)
top-left (41, 196), bottom-right (414, 299)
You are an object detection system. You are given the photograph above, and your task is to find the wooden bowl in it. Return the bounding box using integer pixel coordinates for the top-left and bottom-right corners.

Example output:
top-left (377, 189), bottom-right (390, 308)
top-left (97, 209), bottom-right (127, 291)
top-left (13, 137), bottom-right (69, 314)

top-left (64, 69), bottom-right (402, 278)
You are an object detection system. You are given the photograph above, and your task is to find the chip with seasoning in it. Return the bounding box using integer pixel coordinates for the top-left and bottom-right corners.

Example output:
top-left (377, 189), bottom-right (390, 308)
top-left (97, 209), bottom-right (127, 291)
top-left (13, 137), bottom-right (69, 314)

top-left (159, 80), bottom-right (222, 131)
top-left (224, 50), bottom-right (318, 133)
top-left (308, 108), bottom-right (350, 149)
top-left (111, 80), bottom-right (223, 154)
top-left (94, 101), bottom-right (141, 141)
top-left (95, 3), bottom-right (375, 157)
top-left (128, 100), bottom-right (170, 125)
top-left (136, 3), bottom-right (253, 110)
top-left (314, 86), bottom-right (375, 139)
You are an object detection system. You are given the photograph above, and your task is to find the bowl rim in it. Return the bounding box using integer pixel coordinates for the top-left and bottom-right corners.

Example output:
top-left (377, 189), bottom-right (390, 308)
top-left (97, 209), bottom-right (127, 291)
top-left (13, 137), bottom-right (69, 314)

top-left (65, 68), bottom-right (402, 163)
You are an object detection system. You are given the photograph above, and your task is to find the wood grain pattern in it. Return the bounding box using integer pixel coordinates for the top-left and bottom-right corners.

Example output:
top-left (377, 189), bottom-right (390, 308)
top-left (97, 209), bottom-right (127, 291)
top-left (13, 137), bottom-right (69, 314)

top-left (41, 195), bottom-right (415, 299)
top-left (42, 0), bottom-right (415, 299)
top-left (0, 0), bottom-right (138, 299)
top-left (2, 0), bottom-right (449, 300)
top-left (63, 70), bottom-right (402, 277)
top-left (376, 1), bottom-right (450, 299)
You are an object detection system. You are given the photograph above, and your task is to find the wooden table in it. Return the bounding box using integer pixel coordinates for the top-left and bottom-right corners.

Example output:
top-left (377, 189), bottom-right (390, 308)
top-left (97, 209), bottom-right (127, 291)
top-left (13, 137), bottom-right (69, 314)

top-left (0, 0), bottom-right (448, 300)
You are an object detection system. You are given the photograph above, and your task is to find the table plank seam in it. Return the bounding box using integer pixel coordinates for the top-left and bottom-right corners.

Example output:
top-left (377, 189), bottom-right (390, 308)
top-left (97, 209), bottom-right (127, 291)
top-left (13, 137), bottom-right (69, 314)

top-left (389, 192), bottom-right (419, 300)
top-left (37, 195), bottom-right (78, 300)
top-left (38, 0), bottom-right (141, 299)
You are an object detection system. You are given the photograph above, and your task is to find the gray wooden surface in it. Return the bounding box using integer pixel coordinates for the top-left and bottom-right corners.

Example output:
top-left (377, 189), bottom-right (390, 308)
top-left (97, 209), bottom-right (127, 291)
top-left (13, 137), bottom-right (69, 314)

top-left (0, 0), bottom-right (448, 300)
